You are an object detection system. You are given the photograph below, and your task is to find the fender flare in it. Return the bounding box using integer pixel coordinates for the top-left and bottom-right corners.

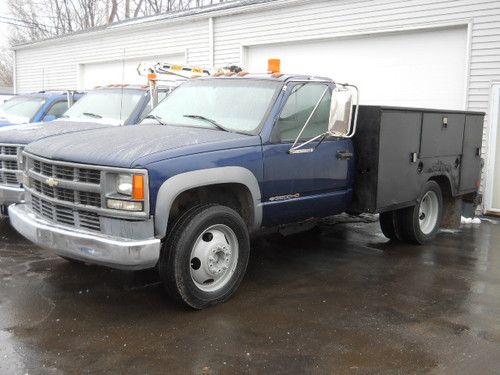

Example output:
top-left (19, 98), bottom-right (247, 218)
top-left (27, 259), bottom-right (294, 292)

top-left (154, 166), bottom-right (262, 238)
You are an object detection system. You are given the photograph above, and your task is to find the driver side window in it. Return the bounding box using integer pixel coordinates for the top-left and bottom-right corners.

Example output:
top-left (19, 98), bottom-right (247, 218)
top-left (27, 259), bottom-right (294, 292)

top-left (277, 83), bottom-right (331, 142)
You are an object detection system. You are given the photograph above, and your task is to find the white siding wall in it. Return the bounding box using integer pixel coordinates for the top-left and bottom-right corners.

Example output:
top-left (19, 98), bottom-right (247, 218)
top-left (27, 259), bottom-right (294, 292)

top-left (15, 19), bottom-right (209, 92)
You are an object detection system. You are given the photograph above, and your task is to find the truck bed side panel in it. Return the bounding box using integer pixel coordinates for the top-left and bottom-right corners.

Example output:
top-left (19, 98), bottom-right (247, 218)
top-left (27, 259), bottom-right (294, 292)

top-left (350, 105), bottom-right (484, 214)
top-left (459, 115), bottom-right (484, 192)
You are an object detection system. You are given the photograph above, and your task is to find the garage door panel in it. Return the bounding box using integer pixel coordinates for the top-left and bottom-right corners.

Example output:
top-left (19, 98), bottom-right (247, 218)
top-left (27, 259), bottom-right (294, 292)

top-left (246, 27), bottom-right (467, 110)
top-left (80, 54), bottom-right (185, 89)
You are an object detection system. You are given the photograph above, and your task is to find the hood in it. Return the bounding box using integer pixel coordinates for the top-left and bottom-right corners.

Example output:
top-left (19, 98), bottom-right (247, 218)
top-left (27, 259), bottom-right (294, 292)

top-left (0, 120), bottom-right (114, 145)
top-left (26, 124), bottom-right (261, 168)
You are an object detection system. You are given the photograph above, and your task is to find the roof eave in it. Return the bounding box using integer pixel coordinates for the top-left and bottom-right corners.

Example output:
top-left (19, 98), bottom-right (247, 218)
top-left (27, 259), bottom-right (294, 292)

top-left (12, 0), bottom-right (302, 51)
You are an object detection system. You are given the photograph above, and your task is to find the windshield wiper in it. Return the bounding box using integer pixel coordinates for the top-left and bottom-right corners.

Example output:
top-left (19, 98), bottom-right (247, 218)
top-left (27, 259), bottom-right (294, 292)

top-left (144, 114), bottom-right (166, 125)
top-left (83, 112), bottom-right (102, 119)
top-left (183, 114), bottom-right (232, 133)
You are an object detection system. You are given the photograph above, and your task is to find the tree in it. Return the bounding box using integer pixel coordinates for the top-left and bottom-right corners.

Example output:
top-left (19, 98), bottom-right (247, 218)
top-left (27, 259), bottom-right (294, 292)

top-left (0, 0), bottom-right (231, 85)
top-left (0, 50), bottom-right (13, 87)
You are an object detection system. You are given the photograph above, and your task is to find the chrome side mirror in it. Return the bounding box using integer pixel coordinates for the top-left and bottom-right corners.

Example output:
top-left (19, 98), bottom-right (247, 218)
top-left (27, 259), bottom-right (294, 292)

top-left (328, 84), bottom-right (359, 138)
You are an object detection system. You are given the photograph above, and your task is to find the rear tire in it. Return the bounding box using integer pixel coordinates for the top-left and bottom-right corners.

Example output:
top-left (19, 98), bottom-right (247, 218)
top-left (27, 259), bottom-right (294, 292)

top-left (159, 204), bottom-right (250, 309)
top-left (396, 181), bottom-right (443, 245)
top-left (379, 211), bottom-right (398, 240)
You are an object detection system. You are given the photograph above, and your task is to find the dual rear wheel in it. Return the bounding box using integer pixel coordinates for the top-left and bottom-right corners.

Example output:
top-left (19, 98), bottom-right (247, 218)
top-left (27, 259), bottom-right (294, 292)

top-left (380, 181), bottom-right (443, 245)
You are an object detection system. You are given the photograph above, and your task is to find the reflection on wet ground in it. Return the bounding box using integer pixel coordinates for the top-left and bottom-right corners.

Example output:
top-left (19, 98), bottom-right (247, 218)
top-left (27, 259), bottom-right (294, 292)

top-left (1, 215), bottom-right (499, 374)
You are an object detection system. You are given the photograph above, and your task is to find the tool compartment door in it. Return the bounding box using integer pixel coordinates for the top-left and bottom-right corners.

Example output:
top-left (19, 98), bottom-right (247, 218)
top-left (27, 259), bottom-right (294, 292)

top-left (420, 113), bottom-right (465, 157)
top-left (459, 115), bottom-right (483, 192)
top-left (377, 110), bottom-right (422, 209)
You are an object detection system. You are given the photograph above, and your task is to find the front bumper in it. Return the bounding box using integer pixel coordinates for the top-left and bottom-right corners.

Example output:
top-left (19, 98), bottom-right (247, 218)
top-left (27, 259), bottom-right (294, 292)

top-left (8, 204), bottom-right (161, 270)
top-left (0, 185), bottom-right (24, 206)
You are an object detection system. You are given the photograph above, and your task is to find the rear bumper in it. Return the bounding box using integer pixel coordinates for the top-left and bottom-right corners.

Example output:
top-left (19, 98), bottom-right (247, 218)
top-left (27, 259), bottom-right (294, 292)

top-left (0, 185), bottom-right (24, 206)
top-left (8, 203), bottom-right (161, 270)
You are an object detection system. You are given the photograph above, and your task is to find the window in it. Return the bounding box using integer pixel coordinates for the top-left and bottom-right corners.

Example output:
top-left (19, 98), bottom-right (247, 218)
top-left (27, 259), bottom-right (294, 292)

top-left (45, 101), bottom-right (69, 118)
top-left (142, 79), bottom-right (281, 134)
top-left (63, 90), bottom-right (145, 125)
top-left (277, 83), bottom-right (331, 142)
top-left (139, 91), bottom-right (170, 121)
top-left (0, 96), bottom-right (45, 123)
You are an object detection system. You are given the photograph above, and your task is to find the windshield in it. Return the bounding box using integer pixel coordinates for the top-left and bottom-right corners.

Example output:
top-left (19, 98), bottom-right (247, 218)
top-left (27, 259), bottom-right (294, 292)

top-left (62, 90), bottom-right (145, 125)
top-left (0, 96), bottom-right (45, 123)
top-left (142, 79), bottom-right (281, 133)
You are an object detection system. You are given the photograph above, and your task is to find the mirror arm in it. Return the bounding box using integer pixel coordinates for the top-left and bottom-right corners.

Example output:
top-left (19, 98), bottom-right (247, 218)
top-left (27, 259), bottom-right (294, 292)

top-left (290, 86), bottom-right (330, 152)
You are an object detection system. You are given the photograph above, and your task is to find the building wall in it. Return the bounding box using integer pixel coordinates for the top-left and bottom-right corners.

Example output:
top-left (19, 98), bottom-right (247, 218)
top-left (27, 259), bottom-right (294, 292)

top-left (15, 19), bottom-right (210, 92)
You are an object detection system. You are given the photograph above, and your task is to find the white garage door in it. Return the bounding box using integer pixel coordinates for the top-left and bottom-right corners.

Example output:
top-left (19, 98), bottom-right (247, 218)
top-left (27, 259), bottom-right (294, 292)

top-left (246, 27), bottom-right (467, 110)
top-left (80, 54), bottom-right (185, 90)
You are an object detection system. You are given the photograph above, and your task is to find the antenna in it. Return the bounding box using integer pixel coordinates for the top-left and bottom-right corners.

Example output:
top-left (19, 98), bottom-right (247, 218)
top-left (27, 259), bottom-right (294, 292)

top-left (119, 48), bottom-right (125, 125)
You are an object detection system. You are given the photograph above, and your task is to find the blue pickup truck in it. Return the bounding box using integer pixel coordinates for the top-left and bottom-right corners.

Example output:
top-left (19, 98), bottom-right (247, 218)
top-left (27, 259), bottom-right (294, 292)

top-left (0, 84), bottom-right (177, 214)
top-left (0, 91), bottom-right (83, 128)
top-left (8, 74), bottom-right (484, 309)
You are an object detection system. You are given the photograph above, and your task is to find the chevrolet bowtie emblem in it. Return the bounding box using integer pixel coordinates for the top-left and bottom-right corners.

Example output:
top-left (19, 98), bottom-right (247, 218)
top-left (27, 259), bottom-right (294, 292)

top-left (46, 177), bottom-right (59, 187)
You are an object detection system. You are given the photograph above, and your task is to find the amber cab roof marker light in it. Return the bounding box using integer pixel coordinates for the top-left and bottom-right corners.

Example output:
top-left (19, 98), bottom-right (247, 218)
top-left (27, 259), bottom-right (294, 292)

top-left (267, 58), bottom-right (281, 74)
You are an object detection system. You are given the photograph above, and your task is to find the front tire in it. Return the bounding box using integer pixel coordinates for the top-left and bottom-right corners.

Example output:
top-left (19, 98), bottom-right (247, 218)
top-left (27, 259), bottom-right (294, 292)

top-left (396, 181), bottom-right (443, 244)
top-left (159, 204), bottom-right (250, 309)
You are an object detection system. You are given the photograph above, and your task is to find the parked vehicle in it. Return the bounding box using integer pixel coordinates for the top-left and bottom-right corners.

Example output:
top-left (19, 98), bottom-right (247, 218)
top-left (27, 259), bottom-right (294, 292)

top-left (0, 91), bottom-right (83, 128)
top-left (0, 83), bottom-right (179, 214)
top-left (8, 73), bottom-right (484, 309)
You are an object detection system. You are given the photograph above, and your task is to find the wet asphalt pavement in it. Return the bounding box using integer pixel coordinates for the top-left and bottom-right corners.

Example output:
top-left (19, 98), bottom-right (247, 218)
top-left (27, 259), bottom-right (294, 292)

top-left (1, 215), bottom-right (499, 375)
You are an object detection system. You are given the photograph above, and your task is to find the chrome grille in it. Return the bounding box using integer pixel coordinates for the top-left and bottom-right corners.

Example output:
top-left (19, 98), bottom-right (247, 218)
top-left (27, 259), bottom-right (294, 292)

top-left (23, 152), bottom-right (149, 232)
top-left (25, 154), bottom-right (104, 232)
top-left (31, 195), bottom-right (101, 231)
top-left (32, 159), bottom-right (101, 184)
top-left (0, 144), bottom-right (23, 187)
top-left (30, 178), bottom-right (101, 207)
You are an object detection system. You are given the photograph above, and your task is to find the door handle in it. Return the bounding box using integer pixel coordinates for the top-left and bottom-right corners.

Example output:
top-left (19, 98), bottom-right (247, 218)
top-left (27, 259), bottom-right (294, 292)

top-left (337, 150), bottom-right (353, 160)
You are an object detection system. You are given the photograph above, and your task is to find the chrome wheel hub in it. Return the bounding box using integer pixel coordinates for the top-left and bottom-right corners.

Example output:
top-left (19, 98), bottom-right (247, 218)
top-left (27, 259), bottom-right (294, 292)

top-left (190, 224), bottom-right (239, 292)
top-left (418, 191), bottom-right (439, 235)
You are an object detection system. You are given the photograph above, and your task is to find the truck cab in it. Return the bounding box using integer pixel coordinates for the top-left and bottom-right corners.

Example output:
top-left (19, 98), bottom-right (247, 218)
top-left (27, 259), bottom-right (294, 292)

top-left (8, 73), bottom-right (483, 309)
top-left (0, 91), bottom-right (83, 128)
top-left (0, 83), bottom-right (179, 213)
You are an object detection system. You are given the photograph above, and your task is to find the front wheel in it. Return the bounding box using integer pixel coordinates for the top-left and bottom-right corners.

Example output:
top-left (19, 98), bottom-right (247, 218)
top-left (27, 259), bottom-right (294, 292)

top-left (159, 204), bottom-right (250, 309)
top-left (396, 181), bottom-right (443, 245)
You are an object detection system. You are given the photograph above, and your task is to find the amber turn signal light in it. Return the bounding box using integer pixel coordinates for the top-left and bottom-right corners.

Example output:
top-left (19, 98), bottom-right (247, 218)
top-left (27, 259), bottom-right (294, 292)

top-left (132, 175), bottom-right (145, 200)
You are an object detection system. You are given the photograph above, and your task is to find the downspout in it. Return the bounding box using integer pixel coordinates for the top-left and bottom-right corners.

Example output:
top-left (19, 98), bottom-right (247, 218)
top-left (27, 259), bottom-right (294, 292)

top-left (12, 49), bottom-right (17, 94)
top-left (208, 17), bottom-right (214, 68)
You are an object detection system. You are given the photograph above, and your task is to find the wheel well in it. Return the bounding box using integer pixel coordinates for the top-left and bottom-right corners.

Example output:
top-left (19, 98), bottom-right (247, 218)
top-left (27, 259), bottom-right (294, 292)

top-left (428, 175), bottom-right (460, 229)
top-left (428, 175), bottom-right (453, 200)
top-left (168, 183), bottom-right (254, 229)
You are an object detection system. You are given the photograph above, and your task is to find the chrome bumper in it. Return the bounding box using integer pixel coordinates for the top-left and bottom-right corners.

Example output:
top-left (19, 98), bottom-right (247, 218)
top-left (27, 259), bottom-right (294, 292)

top-left (8, 204), bottom-right (161, 270)
top-left (0, 185), bottom-right (24, 206)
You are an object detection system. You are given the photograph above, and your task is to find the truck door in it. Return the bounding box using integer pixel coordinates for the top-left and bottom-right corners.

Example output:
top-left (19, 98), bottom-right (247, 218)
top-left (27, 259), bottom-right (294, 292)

top-left (262, 82), bottom-right (353, 226)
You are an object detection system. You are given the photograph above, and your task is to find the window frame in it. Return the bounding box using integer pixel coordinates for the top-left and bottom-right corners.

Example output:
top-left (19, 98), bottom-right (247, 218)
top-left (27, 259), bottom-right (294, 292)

top-left (273, 81), bottom-right (334, 144)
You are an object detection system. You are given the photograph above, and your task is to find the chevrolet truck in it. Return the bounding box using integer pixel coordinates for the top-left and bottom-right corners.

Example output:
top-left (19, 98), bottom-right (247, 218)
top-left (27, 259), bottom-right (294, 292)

top-left (0, 91), bottom-right (83, 128)
top-left (0, 83), bottom-right (178, 214)
top-left (8, 73), bottom-right (484, 309)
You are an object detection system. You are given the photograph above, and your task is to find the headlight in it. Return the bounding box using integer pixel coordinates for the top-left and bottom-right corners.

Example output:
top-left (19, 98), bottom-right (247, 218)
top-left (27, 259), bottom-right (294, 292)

top-left (106, 199), bottom-right (143, 211)
top-left (117, 174), bottom-right (133, 196)
top-left (106, 173), bottom-right (146, 212)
